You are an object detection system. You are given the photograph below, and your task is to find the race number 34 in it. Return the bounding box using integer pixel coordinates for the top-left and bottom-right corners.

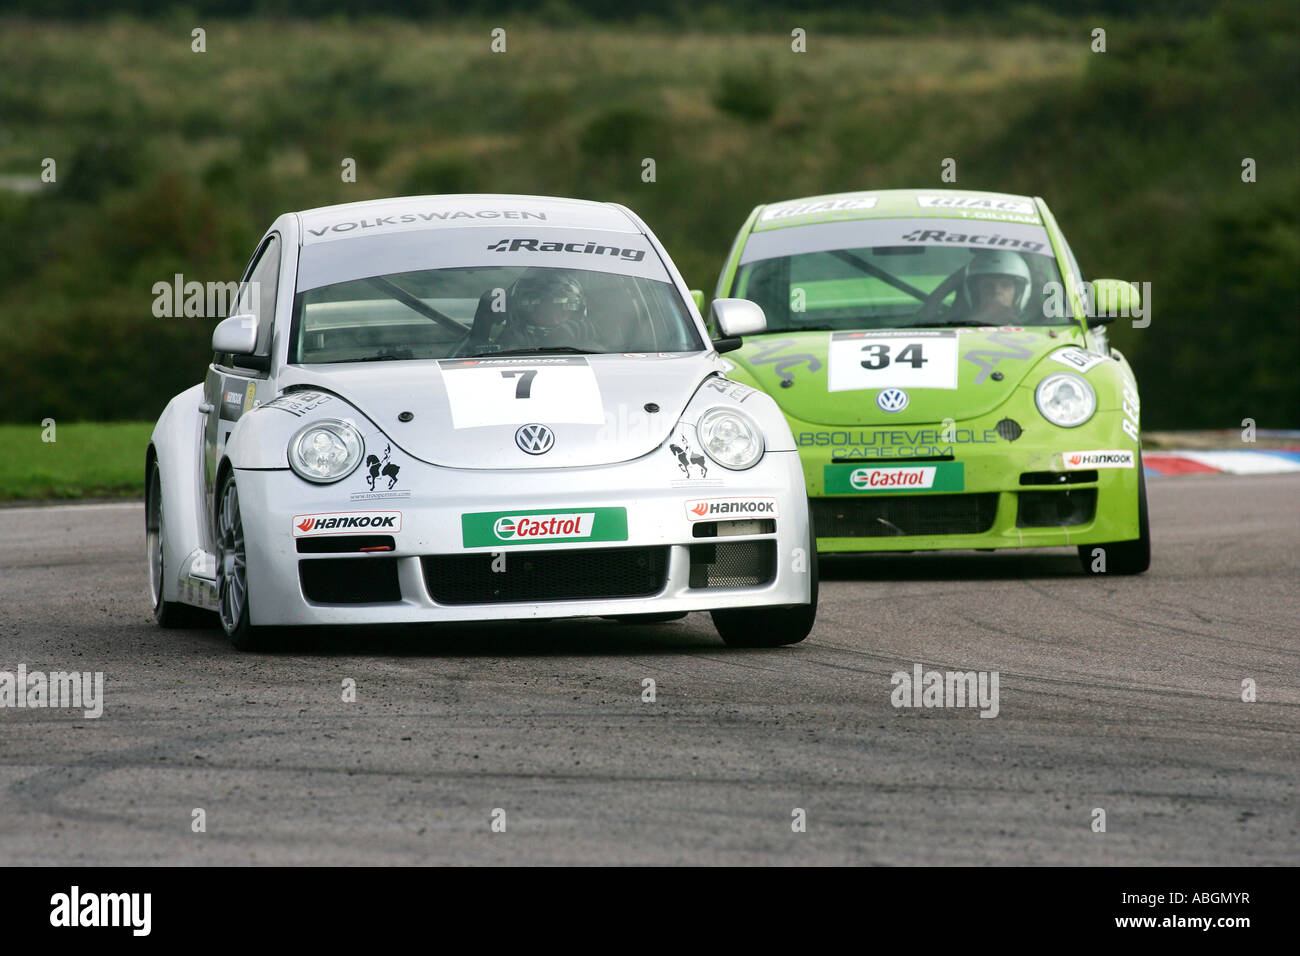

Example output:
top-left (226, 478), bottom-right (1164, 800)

top-left (828, 331), bottom-right (958, 392)
top-left (859, 342), bottom-right (928, 370)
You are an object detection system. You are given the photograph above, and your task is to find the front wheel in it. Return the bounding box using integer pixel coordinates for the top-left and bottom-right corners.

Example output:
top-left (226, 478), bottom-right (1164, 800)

top-left (216, 476), bottom-right (270, 650)
top-left (1078, 452), bottom-right (1151, 575)
top-left (711, 603), bottom-right (817, 647)
top-left (712, 520), bottom-right (819, 647)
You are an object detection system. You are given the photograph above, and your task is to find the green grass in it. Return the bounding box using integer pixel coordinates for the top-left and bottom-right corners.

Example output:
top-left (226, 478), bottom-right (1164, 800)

top-left (0, 4), bottom-right (1294, 432)
top-left (0, 422), bottom-right (150, 500)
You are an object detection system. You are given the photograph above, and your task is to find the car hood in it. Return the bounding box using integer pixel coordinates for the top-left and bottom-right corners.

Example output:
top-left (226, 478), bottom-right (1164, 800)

top-left (729, 326), bottom-right (1088, 425)
top-left (278, 353), bottom-right (717, 468)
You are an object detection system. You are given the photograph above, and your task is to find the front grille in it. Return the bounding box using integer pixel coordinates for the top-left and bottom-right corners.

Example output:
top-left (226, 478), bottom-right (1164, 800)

top-left (423, 547), bottom-right (668, 605)
top-left (811, 494), bottom-right (999, 537)
top-left (1016, 489), bottom-right (1097, 528)
top-left (299, 558), bottom-right (401, 604)
top-left (688, 540), bottom-right (777, 589)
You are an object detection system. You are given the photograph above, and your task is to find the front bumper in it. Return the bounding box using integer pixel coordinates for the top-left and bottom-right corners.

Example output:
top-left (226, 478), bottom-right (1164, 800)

top-left (792, 409), bottom-right (1142, 553)
top-left (235, 443), bottom-right (812, 626)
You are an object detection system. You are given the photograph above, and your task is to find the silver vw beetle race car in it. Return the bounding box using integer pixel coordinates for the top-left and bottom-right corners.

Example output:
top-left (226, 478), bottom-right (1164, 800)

top-left (147, 194), bottom-right (816, 649)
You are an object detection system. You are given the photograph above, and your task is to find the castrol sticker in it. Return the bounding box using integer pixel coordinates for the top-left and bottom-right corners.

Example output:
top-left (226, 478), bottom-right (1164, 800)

top-left (461, 507), bottom-right (628, 548)
top-left (823, 462), bottom-right (965, 495)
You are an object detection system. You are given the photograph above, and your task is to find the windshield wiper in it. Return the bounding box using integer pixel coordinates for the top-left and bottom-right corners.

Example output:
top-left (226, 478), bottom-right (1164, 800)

top-left (901, 319), bottom-right (1014, 328)
top-left (471, 346), bottom-right (598, 357)
top-left (758, 325), bottom-right (838, 334)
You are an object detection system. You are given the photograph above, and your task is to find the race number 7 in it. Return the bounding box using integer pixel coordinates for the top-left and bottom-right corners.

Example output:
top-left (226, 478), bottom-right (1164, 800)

top-left (861, 343), bottom-right (928, 370)
top-left (501, 369), bottom-right (537, 398)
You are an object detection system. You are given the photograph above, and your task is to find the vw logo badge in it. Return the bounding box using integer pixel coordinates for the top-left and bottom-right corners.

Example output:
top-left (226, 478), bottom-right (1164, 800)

top-left (876, 388), bottom-right (909, 413)
top-left (515, 423), bottom-right (554, 455)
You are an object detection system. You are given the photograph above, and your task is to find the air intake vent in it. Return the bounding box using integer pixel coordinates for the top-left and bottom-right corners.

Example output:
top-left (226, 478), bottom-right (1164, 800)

top-left (811, 494), bottom-right (998, 537)
top-left (1016, 489), bottom-right (1097, 528)
top-left (996, 418), bottom-right (1023, 442)
top-left (299, 558), bottom-right (401, 603)
top-left (423, 547), bottom-right (668, 605)
top-left (1019, 471), bottom-right (1097, 486)
top-left (297, 535), bottom-right (395, 553)
top-left (688, 541), bottom-right (777, 589)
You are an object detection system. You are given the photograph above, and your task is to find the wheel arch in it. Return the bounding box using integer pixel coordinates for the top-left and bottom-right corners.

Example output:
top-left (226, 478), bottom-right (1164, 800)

top-left (214, 456), bottom-right (235, 497)
top-left (149, 383), bottom-right (208, 605)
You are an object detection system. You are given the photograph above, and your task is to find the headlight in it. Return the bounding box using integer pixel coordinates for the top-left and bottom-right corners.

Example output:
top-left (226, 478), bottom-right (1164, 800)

top-left (288, 419), bottom-right (364, 483)
top-left (696, 407), bottom-right (764, 470)
top-left (1035, 373), bottom-right (1096, 428)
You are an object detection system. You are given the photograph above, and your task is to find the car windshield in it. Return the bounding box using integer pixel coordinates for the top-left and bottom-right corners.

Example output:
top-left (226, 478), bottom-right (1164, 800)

top-left (291, 243), bottom-right (702, 364)
top-left (733, 217), bottom-right (1071, 332)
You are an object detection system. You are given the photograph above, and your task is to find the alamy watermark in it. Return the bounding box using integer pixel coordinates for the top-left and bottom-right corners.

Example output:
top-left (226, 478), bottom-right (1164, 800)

top-left (49, 886), bottom-right (150, 936)
top-left (152, 275), bottom-right (259, 319)
top-left (1042, 279), bottom-right (1150, 328)
top-left (0, 664), bottom-right (104, 718)
top-left (891, 663), bottom-right (999, 717)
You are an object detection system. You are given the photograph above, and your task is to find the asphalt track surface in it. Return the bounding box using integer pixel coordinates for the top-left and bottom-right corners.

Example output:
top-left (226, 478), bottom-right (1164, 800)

top-left (1, 474), bottom-right (1297, 865)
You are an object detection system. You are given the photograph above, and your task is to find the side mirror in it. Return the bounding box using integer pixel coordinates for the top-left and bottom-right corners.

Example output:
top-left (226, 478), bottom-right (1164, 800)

top-left (212, 314), bottom-right (259, 356)
top-left (1089, 279), bottom-right (1139, 325)
top-left (689, 289), bottom-right (705, 312)
top-left (709, 298), bottom-right (765, 355)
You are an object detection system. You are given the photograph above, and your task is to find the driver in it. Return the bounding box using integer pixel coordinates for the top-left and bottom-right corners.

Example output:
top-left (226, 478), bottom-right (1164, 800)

top-left (499, 270), bottom-right (594, 349)
top-left (961, 251), bottom-right (1032, 323)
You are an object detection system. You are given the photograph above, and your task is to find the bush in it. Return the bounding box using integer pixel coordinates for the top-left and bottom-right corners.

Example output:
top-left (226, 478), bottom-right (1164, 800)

top-left (712, 66), bottom-right (776, 123)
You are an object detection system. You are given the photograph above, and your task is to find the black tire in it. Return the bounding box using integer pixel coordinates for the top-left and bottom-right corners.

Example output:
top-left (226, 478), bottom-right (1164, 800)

top-left (712, 517), bottom-right (819, 647)
top-left (147, 460), bottom-right (215, 628)
top-left (215, 476), bottom-right (271, 650)
top-left (605, 612), bottom-right (689, 624)
top-left (1078, 451), bottom-right (1151, 575)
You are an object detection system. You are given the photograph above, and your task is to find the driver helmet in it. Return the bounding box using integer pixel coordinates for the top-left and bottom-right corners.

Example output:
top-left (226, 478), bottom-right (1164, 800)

top-left (962, 250), bottom-right (1032, 313)
top-left (507, 270), bottom-right (587, 339)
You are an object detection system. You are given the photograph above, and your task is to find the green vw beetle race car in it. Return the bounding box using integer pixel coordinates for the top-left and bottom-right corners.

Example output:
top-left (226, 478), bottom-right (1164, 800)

top-left (710, 188), bottom-right (1149, 574)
